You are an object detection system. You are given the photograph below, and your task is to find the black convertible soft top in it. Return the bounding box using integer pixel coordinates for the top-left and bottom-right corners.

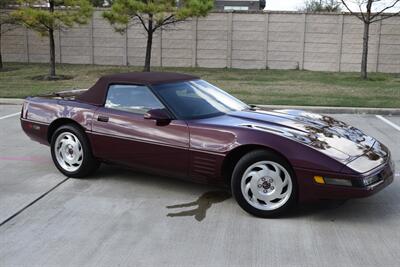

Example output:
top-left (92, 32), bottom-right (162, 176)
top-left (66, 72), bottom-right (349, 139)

top-left (77, 72), bottom-right (199, 106)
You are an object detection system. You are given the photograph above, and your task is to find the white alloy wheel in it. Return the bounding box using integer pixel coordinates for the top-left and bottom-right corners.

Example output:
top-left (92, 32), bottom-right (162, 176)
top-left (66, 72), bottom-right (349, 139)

top-left (240, 160), bottom-right (293, 211)
top-left (54, 132), bottom-right (83, 172)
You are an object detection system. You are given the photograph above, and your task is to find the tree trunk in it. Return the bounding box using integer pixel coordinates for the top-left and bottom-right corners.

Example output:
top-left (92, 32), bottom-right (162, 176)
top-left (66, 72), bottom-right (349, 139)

top-left (361, 22), bottom-right (370, 80)
top-left (143, 14), bottom-right (153, 72)
top-left (49, 28), bottom-right (56, 77)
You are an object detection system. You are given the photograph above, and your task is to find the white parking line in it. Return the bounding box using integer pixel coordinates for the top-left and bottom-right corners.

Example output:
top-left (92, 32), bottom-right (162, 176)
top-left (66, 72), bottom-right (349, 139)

top-left (0, 112), bottom-right (20, 120)
top-left (376, 115), bottom-right (400, 132)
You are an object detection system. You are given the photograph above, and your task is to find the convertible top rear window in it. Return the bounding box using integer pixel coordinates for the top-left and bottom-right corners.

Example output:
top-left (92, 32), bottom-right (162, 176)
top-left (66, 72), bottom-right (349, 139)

top-left (153, 80), bottom-right (249, 119)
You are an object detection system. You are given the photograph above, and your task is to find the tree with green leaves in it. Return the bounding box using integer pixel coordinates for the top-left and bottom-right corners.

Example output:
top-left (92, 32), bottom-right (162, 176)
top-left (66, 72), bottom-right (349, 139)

top-left (12, 0), bottom-right (93, 78)
top-left (0, 0), bottom-right (19, 70)
top-left (341, 0), bottom-right (400, 79)
top-left (302, 0), bottom-right (341, 12)
top-left (103, 0), bottom-right (213, 72)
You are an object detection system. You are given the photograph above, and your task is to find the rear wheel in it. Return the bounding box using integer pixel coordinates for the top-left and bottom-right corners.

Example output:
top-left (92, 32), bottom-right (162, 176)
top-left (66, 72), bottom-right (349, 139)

top-left (231, 150), bottom-right (297, 218)
top-left (51, 124), bottom-right (100, 178)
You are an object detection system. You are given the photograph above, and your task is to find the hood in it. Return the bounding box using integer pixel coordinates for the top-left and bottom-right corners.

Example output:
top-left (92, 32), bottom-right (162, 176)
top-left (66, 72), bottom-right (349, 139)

top-left (226, 108), bottom-right (387, 164)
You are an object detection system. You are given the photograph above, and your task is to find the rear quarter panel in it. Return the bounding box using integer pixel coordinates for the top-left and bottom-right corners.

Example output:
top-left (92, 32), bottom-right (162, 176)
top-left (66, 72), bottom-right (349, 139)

top-left (21, 97), bottom-right (97, 144)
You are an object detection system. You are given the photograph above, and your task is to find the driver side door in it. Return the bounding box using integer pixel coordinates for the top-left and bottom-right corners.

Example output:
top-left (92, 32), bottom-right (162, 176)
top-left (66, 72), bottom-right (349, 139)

top-left (90, 84), bottom-right (190, 178)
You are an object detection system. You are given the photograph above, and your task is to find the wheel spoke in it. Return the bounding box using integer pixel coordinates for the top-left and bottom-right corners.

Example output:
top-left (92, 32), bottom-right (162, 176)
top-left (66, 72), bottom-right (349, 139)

top-left (277, 193), bottom-right (289, 199)
top-left (271, 164), bottom-right (282, 180)
top-left (58, 142), bottom-right (67, 155)
top-left (257, 168), bottom-right (269, 179)
top-left (258, 192), bottom-right (274, 203)
top-left (245, 183), bottom-right (251, 195)
top-left (69, 156), bottom-right (79, 165)
top-left (281, 176), bottom-right (289, 187)
top-left (246, 171), bottom-right (259, 180)
top-left (65, 135), bottom-right (73, 143)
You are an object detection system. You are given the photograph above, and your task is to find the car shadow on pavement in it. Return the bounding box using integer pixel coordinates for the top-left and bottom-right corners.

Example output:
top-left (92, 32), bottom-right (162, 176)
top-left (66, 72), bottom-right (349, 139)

top-left (166, 191), bottom-right (232, 222)
top-left (91, 165), bottom-right (396, 222)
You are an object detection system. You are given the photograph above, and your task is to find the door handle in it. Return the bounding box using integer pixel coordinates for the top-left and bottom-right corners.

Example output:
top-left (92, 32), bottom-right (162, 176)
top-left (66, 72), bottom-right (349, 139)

top-left (97, 115), bottom-right (109, 122)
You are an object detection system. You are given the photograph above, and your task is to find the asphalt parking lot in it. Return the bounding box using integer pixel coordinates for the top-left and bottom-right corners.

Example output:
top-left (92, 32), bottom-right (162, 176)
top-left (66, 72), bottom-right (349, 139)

top-left (0, 104), bottom-right (399, 267)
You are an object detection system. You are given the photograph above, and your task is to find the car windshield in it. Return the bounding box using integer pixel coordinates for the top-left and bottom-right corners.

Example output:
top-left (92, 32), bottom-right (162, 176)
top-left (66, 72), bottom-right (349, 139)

top-left (153, 80), bottom-right (249, 119)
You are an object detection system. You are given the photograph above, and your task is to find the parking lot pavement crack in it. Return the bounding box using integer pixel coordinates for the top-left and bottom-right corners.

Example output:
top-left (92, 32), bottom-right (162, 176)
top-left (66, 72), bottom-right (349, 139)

top-left (0, 177), bottom-right (69, 228)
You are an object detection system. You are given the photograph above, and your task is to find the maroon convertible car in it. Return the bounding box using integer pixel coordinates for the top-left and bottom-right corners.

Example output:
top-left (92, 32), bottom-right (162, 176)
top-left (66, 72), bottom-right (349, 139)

top-left (21, 72), bottom-right (394, 217)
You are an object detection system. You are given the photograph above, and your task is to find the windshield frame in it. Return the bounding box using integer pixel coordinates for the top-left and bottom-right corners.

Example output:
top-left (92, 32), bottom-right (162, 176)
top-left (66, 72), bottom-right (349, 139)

top-left (151, 79), bottom-right (250, 120)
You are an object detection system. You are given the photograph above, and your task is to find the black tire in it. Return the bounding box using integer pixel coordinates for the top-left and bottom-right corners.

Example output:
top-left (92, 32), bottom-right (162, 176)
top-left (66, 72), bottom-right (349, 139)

top-left (50, 124), bottom-right (100, 178)
top-left (231, 150), bottom-right (297, 218)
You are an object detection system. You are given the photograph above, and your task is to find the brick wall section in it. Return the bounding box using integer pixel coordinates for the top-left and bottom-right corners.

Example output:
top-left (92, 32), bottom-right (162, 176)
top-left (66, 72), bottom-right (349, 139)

top-left (2, 10), bottom-right (400, 73)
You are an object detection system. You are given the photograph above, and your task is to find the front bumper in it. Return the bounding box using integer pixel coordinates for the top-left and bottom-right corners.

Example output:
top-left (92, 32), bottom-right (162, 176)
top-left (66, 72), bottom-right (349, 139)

top-left (296, 159), bottom-right (395, 202)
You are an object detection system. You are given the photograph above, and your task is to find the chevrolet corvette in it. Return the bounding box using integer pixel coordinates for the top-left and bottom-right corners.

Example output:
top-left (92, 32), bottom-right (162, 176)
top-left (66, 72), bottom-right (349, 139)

top-left (21, 72), bottom-right (394, 217)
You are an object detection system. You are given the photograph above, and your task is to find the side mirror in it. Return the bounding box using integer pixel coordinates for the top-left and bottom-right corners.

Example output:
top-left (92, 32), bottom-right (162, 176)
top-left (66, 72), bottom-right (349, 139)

top-left (144, 108), bottom-right (171, 124)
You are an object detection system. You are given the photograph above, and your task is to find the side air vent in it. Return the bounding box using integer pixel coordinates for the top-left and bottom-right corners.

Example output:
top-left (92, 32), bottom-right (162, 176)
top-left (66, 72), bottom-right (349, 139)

top-left (192, 156), bottom-right (217, 177)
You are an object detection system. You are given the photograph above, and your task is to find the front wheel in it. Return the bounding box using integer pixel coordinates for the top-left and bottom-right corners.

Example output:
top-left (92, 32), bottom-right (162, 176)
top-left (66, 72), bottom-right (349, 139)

top-left (231, 150), bottom-right (297, 218)
top-left (51, 124), bottom-right (100, 178)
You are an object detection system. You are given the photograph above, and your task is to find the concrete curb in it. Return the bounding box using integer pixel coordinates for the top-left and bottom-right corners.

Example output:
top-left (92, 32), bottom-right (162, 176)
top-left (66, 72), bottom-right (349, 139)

top-left (257, 105), bottom-right (400, 116)
top-left (0, 98), bottom-right (24, 105)
top-left (0, 98), bottom-right (399, 115)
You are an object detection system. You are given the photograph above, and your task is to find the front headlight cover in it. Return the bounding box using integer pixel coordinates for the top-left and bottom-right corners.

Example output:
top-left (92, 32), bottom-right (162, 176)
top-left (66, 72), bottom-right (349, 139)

top-left (313, 176), bottom-right (353, 187)
top-left (324, 177), bottom-right (353, 187)
top-left (362, 174), bottom-right (382, 187)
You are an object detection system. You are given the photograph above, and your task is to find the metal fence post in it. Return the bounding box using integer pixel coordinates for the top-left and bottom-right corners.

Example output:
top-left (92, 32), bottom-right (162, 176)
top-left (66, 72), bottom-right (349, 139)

top-left (337, 14), bottom-right (344, 72)
top-left (299, 13), bottom-right (306, 70)
top-left (58, 26), bottom-right (62, 63)
top-left (191, 18), bottom-right (198, 68)
top-left (123, 25), bottom-right (128, 66)
top-left (264, 13), bottom-right (269, 69)
top-left (227, 12), bottom-right (233, 68)
top-left (375, 17), bottom-right (382, 73)
top-left (90, 14), bottom-right (94, 65)
top-left (25, 27), bottom-right (30, 63)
